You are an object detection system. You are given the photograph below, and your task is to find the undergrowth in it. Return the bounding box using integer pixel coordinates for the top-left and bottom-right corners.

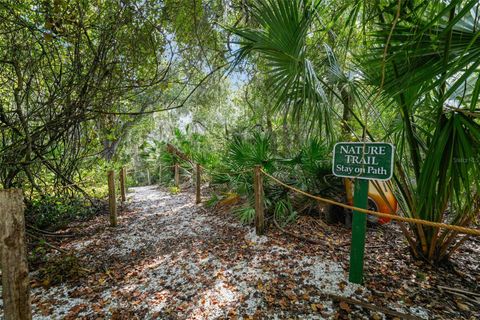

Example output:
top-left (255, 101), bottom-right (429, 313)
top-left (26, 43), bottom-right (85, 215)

top-left (32, 253), bottom-right (88, 287)
top-left (25, 195), bottom-right (98, 231)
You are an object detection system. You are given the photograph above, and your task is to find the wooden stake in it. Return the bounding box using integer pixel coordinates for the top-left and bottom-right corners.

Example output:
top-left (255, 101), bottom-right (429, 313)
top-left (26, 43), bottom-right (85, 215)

top-left (174, 163), bottom-right (180, 188)
top-left (254, 165), bottom-right (265, 235)
top-left (119, 167), bottom-right (126, 202)
top-left (146, 168), bottom-right (151, 185)
top-left (108, 170), bottom-right (117, 227)
top-left (159, 164), bottom-right (162, 185)
top-left (196, 163), bottom-right (201, 204)
top-left (0, 189), bottom-right (32, 320)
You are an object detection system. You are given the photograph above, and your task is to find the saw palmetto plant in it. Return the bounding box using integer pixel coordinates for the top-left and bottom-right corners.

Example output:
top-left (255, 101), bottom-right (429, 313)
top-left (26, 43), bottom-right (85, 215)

top-left (364, 0), bottom-right (480, 262)
top-left (230, 0), bottom-right (480, 263)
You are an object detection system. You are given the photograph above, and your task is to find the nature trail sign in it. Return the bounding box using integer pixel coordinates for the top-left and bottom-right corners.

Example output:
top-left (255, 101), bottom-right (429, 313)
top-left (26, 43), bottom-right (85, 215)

top-left (332, 142), bottom-right (394, 180)
top-left (332, 142), bottom-right (395, 285)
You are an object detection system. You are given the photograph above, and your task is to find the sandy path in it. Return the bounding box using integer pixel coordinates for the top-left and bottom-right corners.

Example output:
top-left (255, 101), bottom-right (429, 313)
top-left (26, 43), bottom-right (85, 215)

top-left (1, 186), bottom-right (428, 319)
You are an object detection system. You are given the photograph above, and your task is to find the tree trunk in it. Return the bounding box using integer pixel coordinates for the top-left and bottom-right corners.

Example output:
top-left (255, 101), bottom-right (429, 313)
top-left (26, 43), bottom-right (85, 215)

top-left (339, 84), bottom-right (353, 137)
top-left (339, 85), bottom-right (355, 216)
top-left (0, 189), bottom-right (32, 320)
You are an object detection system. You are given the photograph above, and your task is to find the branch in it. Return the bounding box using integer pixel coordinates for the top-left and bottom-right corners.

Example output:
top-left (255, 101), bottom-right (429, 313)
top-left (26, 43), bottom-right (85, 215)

top-left (86, 63), bottom-right (229, 115)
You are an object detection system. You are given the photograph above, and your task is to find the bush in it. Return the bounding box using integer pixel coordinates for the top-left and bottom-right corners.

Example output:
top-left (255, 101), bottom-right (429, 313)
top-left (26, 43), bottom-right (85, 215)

top-left (25, 195), bottom-right (97, 231)
top-left (209, 135), bottom-right (336, 226)
top-left (274, 199), bottom-right (297, 227)
top-left (233, 205), bottom-right (256, 224)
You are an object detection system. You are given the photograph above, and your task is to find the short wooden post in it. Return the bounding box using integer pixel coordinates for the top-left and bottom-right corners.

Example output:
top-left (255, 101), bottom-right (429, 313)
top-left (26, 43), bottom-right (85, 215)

top-left (174, 163), bottom-right (180, 188)
top-left (195, 163), bottom-right (201, 204)
top-left (0, 189), bottom-right (32, 320)
top-left (108, 170), bottom-right (117, 227)
top-left (254, 165), bottom-right (265, 235)
top-left (119, 167), bottom-right (126, 202)
top-left (158, 164), bottom-right (162, 185)
top-left (146, 168), bottom-right (151, 185)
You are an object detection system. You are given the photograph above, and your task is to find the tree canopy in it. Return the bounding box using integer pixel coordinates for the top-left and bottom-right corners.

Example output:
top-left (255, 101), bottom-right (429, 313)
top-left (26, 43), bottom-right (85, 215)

top-left (1, 0), bottom-right (479, 264)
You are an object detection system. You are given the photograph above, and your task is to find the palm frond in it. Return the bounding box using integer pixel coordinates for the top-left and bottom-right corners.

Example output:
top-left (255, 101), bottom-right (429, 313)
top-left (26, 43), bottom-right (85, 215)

top-left (228, 0), bottom-right (335, 140)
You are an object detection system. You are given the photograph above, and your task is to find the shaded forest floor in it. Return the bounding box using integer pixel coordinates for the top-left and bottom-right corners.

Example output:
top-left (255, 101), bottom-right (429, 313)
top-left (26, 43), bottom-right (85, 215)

top-left (1, 186), bottom-right (479, 319)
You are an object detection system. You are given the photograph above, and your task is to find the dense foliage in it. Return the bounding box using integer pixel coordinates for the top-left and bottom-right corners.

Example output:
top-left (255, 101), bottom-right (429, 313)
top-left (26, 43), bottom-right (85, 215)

top-left (1, 0), bottom-right (479, 264)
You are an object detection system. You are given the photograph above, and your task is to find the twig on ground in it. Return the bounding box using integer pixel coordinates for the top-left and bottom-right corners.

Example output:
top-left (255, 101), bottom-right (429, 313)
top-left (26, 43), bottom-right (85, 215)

top-left (27, 224), bottom-right (75, 237)
top-left (273, 215), bottom-right (330, 246)
top-left (327, 293), bottom-right (421, 320)
top-left (27, 232), bottom-right (71, 255)
top-left (437, 285), bottom-right (480, 297)
top-left (438, 285), bottom-right (480, 305)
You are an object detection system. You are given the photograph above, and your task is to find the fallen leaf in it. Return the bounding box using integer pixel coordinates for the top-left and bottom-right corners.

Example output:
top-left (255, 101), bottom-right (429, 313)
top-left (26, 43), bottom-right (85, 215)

top-left (456, 301), bottom-right (470, 311)
top-left (65, 304), bottom-right (87, 320)
top-left (339, 301), bottom-right (351, 312)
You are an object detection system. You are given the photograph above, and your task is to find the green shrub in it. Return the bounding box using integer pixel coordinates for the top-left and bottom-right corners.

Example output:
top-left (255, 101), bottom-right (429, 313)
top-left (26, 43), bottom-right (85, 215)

top-left (25, 195), bottom-right (97, 231)
top-left (205, 194), bottom-right (220, 208)
top-left (274, 199), bottom-right (298, 227)
top-left (168, 186), bottom-right (180, 194)
top-left (233, 205), bottom-right (256, 224)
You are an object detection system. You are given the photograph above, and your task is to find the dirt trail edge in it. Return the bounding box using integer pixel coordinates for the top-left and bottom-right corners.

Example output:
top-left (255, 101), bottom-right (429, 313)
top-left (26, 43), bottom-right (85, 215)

top-left (1, 186), bottom-right (429, 319)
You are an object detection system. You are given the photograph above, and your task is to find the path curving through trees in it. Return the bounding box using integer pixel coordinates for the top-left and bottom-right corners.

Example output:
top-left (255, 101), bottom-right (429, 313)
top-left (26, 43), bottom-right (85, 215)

top-left (1, 186), bottom-right (431, 319)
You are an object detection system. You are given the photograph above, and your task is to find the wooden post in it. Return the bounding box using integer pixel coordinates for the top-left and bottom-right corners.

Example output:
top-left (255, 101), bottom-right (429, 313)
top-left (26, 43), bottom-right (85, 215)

top-left (158, 164), bottom-right (162, 185)
top-left (146, 168), bottom-right (151, 185)
top-left (174, 163), bottom-right (180, 188)
top-left (108, 170), bottom-right (117, 227)
top-left (119, 167), bottom-right (126, 202)
top-left (195, 163), bottom-right (201, 204)
top-left (0, 189), bottom-right (32, 320)
top-left (254, 165), bottom-right (265, 235)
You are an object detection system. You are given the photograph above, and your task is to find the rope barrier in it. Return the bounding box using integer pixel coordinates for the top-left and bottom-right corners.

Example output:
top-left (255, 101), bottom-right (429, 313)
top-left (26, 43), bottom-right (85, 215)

top-left (196, 163), bottom-right (252, 175)
top-left (260, 169), bottom-right (480, 237)
top-left (161, 144), bottom-right (479, 236)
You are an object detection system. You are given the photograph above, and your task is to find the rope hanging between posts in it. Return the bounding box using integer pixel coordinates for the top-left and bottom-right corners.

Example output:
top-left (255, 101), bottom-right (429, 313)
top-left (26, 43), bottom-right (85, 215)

top-left (165, 142), bottom-right (480, 236)
top-left (260, 168), bottom-right (480, 237)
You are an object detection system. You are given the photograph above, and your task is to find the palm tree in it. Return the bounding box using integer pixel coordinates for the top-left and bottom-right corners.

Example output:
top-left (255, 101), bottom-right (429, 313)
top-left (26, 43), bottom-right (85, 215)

top-left (363, 0), bottom-right (480, 262)
top-left (228, 0), bottom-right (348, 142)
top-left (230, 0), bottom-right (480, 263)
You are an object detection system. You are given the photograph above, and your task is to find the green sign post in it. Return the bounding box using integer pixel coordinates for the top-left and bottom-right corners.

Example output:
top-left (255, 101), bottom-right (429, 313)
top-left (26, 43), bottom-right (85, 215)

top-left (332, 142), bottom-right (394, 284)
